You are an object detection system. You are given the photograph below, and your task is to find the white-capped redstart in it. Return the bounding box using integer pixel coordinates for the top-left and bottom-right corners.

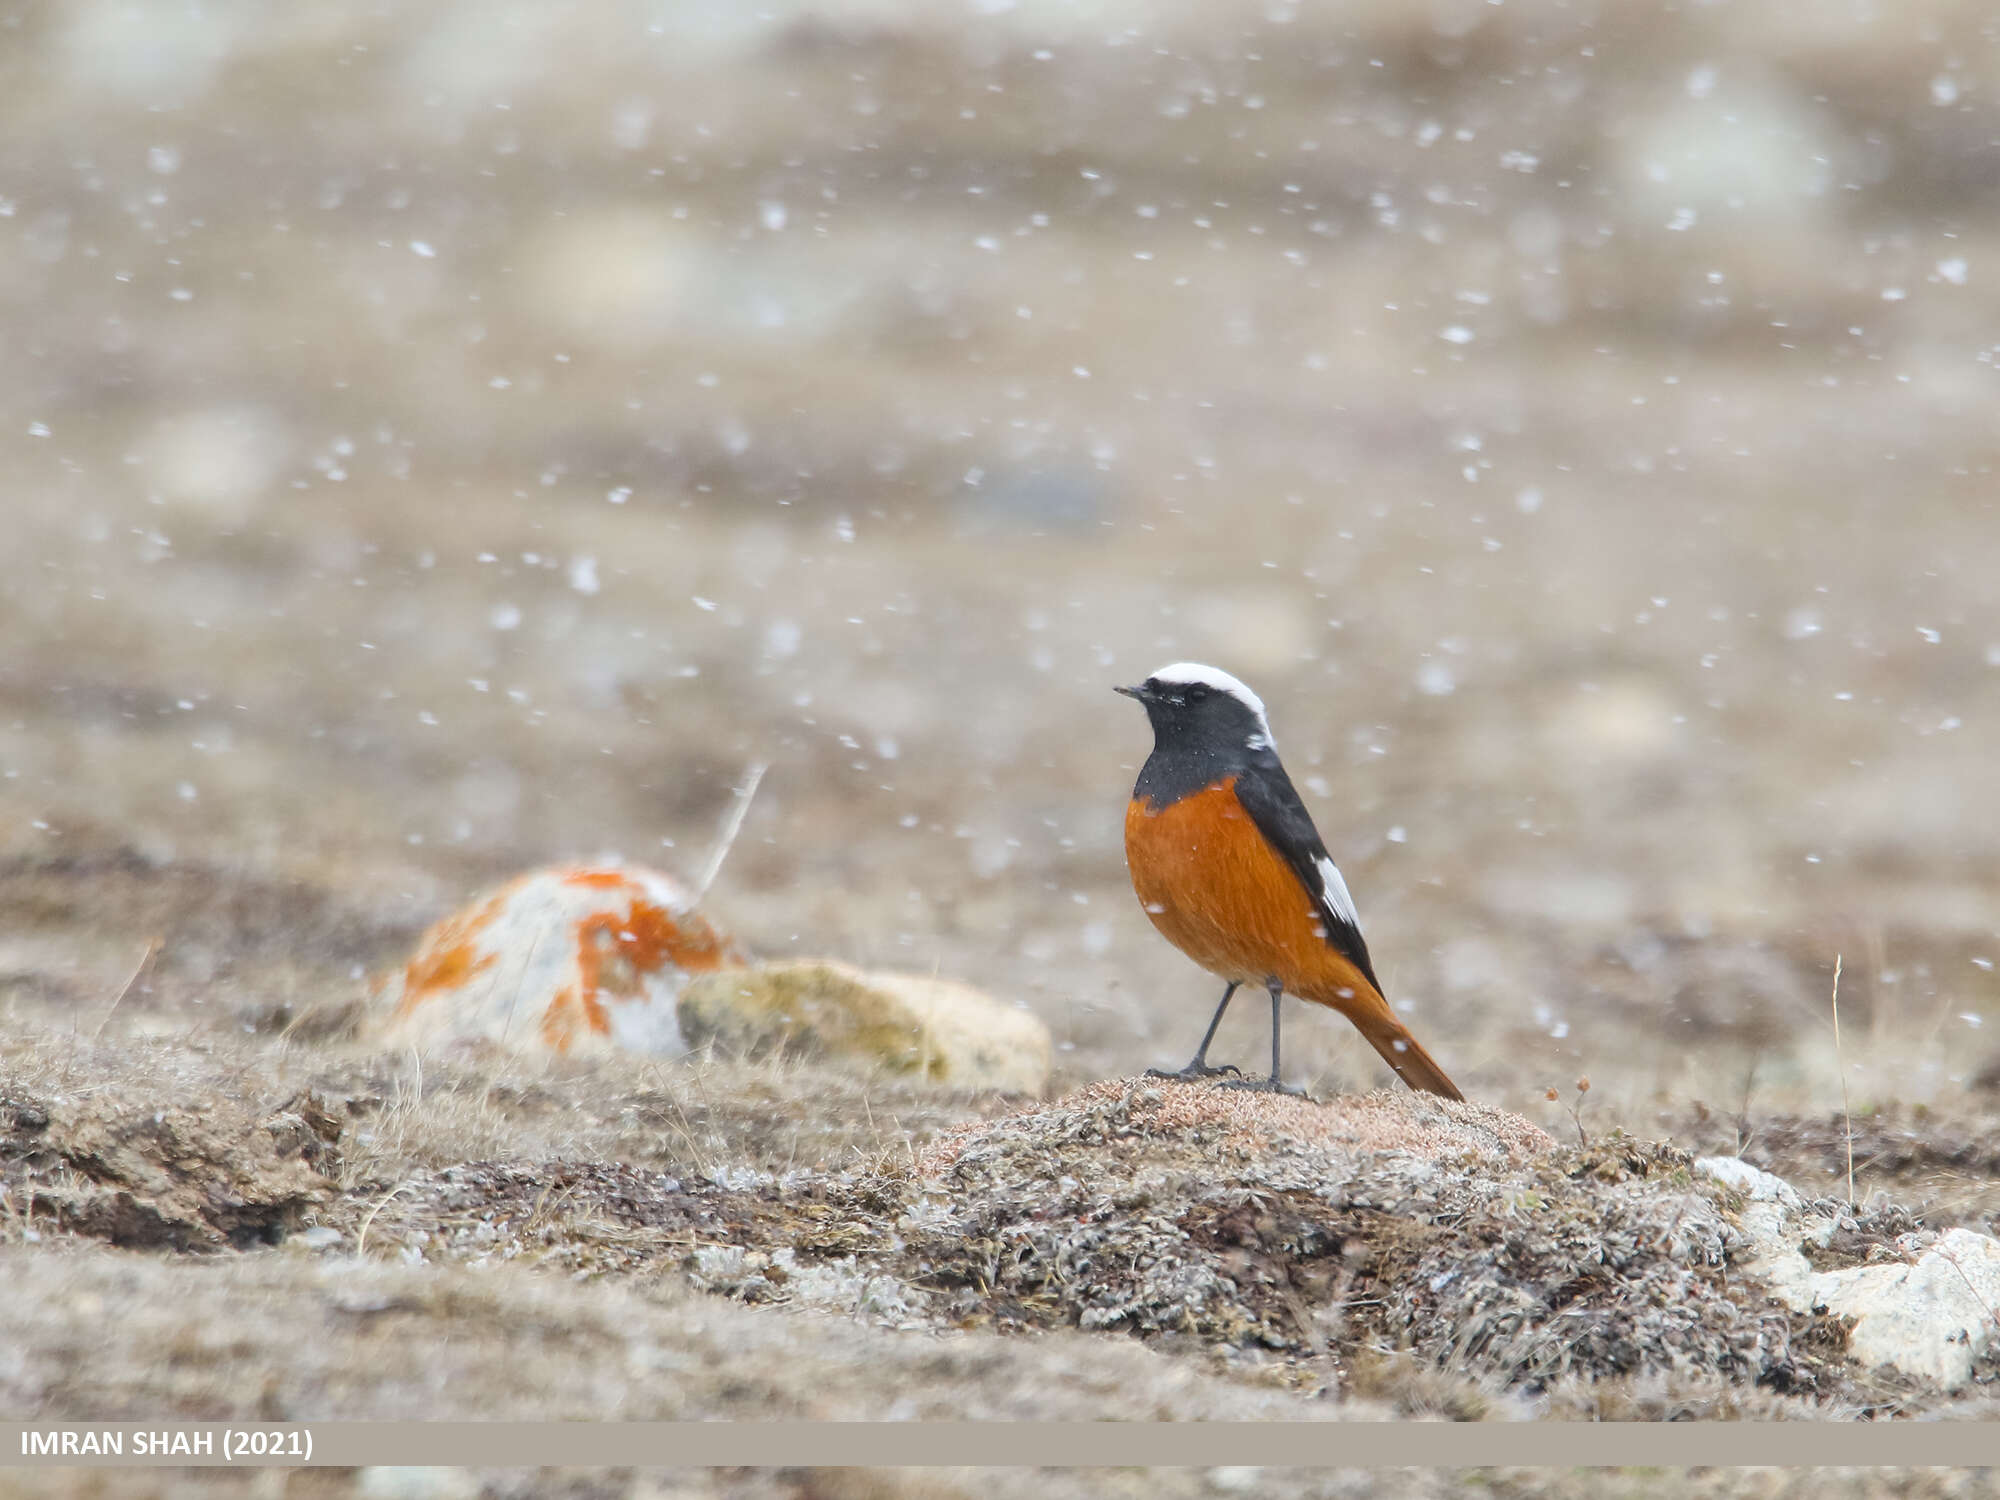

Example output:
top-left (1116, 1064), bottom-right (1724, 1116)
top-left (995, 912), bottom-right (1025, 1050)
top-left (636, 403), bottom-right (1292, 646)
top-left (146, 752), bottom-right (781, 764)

top-left (1116, 662), bottom-right (1463, 1099)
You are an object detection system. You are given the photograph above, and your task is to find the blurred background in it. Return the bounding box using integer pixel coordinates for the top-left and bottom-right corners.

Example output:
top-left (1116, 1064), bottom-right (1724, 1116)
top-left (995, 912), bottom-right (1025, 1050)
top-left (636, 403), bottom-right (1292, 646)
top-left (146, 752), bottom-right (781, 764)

top-left (2, 0), bottom-right (1996, 1144)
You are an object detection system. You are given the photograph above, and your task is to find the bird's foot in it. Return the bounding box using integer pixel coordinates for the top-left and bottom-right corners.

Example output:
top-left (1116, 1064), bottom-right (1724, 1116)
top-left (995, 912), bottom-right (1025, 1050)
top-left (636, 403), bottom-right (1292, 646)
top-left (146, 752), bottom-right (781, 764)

top-left (1219, 1076), bottom-right (1308, 1097)
top-left (1144, 1062), bottom-right (1241, 1083)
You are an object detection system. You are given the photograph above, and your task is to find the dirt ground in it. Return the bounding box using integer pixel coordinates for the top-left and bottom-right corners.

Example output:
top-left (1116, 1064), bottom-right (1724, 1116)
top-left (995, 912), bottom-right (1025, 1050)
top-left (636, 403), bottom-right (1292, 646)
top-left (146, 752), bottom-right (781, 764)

top-left (3, 0), bottom-right (1999, 1491)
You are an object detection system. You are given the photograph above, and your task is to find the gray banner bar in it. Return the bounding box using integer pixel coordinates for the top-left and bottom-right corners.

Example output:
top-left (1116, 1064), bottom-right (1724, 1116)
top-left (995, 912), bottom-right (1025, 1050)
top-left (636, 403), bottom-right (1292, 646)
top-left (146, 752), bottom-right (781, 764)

top-left (3, 1423), bottom-right (1994, 1467)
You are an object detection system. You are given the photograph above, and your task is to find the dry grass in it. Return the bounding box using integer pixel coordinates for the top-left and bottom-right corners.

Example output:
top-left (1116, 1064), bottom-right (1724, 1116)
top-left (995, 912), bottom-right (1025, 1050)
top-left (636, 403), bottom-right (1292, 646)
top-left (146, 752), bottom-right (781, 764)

top-left (0, 1238), bottom-right (1349, 1425)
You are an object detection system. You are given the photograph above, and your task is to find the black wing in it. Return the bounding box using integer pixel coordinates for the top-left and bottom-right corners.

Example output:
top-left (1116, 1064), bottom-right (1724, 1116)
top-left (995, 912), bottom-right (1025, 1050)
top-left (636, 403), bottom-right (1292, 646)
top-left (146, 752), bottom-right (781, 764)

top-left (1232, 758), bottom-right (1385, 997)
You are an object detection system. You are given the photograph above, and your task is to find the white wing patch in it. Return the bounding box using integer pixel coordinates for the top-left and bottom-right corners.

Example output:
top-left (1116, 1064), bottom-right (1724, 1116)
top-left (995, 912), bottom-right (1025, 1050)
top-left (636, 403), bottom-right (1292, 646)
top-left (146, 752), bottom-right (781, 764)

top-left (1315, 854), bottom-right (1361, 930)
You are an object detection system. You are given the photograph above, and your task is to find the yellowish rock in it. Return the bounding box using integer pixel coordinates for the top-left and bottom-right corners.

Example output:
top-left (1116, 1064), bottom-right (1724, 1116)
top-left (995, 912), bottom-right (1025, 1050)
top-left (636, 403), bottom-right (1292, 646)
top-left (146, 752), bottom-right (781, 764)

top-left (678, 960), bottom-right (1051, 1096)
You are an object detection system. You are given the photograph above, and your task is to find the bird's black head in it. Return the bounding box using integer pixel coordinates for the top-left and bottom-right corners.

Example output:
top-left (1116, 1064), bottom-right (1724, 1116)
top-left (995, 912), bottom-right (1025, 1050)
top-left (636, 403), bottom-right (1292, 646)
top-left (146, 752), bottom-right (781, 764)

top-left (1115, 662), bottom-right (1276, 771)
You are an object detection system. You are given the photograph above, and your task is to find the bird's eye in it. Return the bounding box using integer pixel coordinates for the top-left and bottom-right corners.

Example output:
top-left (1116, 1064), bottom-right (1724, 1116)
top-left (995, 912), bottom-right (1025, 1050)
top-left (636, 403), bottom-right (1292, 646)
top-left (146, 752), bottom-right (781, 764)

top-left (1184, 684), bottom-right (1210, 701)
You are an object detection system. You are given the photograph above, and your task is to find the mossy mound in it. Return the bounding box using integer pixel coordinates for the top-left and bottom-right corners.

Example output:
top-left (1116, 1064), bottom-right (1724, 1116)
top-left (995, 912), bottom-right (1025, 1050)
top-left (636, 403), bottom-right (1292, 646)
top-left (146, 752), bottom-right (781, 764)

top-left (891, 1080), bottom-right (1854, 1396)
top-left (335, 1078), bottom-right (1917, 1406)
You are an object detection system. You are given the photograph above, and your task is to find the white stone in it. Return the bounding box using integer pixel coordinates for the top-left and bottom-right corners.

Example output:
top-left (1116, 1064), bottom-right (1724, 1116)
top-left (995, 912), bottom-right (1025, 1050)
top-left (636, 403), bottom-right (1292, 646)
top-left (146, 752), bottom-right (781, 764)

top-left (1821, 1230), bottom-right (2000, 1388)
top-left (1697, 1157), bottom-right (2000, 1391)
top-left (1696, 1155), bottom-right (1802, 1207)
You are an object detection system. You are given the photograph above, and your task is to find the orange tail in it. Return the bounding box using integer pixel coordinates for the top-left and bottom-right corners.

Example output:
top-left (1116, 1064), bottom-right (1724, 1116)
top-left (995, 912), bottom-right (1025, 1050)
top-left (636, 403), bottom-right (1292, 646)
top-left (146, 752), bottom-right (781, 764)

top-left (1322, 989), bottom-right (1465, 1101)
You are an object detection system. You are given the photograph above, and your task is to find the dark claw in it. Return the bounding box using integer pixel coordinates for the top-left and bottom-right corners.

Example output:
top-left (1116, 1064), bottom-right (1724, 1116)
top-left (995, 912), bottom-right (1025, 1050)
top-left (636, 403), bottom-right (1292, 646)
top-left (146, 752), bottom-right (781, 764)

top-left (1145, 1062), bottom-right (1242, 1083)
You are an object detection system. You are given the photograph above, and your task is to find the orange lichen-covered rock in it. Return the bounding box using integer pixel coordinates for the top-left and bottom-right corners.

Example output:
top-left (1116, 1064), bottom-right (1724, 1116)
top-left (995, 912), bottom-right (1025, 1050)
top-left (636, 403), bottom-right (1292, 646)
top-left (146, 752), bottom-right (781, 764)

top-left (375, 864), bottom-right (744, 1057)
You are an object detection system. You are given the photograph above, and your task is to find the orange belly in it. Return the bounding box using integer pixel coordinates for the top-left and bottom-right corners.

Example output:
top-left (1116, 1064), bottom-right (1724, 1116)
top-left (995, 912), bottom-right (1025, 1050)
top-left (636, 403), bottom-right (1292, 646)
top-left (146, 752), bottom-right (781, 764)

top-left (1124, 778), bottom-right (1377, 1008)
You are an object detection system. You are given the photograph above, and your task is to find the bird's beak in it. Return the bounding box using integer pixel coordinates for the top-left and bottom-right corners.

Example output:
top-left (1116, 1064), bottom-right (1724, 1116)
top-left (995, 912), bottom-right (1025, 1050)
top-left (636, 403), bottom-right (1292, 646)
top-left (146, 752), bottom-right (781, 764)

top-left (1113, 683), bottom-right (1144, 700)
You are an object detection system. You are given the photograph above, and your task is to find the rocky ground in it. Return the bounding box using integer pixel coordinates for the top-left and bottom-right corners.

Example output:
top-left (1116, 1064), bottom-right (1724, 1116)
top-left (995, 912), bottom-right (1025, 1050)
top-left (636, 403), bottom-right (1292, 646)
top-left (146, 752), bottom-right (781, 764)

top-left (5, 0), bottom-right (2000, 1494)
top-left (5, 1030), bottom-right (2000, 1497)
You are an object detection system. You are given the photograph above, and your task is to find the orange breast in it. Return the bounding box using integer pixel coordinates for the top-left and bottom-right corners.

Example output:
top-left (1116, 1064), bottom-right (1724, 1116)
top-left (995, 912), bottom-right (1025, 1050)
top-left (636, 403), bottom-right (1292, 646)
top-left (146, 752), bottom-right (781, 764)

top-left (1124, 779), bottom-right (1378, 1008)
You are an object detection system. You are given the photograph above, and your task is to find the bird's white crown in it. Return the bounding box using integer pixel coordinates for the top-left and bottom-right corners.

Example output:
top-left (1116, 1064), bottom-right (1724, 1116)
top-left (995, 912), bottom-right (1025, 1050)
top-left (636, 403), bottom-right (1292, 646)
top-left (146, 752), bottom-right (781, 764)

top-left (1145, 661), bottom-right (1273, 739)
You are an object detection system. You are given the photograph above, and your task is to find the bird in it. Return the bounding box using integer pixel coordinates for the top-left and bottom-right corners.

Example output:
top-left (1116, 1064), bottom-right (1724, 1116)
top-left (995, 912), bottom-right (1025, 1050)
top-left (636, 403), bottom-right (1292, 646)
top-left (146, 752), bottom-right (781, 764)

top-left (1115, 662), bottom-right (1463, 1100)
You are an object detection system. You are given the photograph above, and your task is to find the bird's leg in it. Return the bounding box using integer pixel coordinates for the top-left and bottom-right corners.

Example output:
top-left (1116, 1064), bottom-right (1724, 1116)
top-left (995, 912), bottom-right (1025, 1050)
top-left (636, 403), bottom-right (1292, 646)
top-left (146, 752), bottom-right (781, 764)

top-left (1221, 980), bottom-right (1307, 1095)
top-left (1145, 982), bottom-right (1242, 1081)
